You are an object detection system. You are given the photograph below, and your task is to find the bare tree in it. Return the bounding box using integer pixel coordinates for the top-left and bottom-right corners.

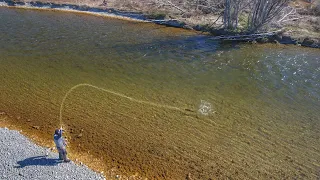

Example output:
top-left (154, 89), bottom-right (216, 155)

top-left (223, 0), bottom-right (250, 30)
top-left (277, 6), bottom-right (301, 24)
top-left (151, 0), bottom-right (291, 33)
top-left (247, 0), bottom-right (290, 32)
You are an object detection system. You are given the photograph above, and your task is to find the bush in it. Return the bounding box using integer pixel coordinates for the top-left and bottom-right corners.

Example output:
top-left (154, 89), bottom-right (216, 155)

top-left (312, 4), bottom-right (320, 16)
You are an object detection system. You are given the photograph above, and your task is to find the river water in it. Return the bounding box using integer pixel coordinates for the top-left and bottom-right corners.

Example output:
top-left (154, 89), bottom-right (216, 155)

top-left (0, 7), bottom-right (319, 179)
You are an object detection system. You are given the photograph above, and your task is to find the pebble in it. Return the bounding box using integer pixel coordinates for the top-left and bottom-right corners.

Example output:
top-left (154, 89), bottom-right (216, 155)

top-left (0, 128), bottom-right (105, 180)
top-left (32, 126), bottom-right (40, 130)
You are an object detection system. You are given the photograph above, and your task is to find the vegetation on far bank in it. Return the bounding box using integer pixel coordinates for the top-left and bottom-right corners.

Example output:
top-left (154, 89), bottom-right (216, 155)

top-left (11, 0), bottom-right (320, 46)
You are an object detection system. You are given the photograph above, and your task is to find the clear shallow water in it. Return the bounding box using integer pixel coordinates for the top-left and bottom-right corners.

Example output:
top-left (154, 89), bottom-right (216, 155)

top-left (0, 7), bottom-right (319, 179)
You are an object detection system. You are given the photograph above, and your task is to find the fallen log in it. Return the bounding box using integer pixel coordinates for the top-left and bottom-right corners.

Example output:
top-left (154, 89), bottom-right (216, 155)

top-left (210, 31), bottom-right (280, 41)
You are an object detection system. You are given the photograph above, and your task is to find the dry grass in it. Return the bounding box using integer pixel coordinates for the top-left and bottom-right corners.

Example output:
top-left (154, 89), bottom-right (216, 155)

top-left (17, 0), bottom-right (226, 28)
top-left (15, 0), bottom-right (320, 40)
top-left (281, 15), bottom-right (320, 41)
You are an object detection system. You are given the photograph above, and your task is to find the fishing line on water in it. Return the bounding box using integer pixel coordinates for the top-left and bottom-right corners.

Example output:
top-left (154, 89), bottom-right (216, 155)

top-left (59, 83), bottom-right (189, 126)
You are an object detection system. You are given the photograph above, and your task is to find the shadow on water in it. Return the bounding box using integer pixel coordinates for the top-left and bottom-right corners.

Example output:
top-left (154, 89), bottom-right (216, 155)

top-left (15, 156), bottom-right (62, 168)
top-left (110, 35), bottom-right (240, 61)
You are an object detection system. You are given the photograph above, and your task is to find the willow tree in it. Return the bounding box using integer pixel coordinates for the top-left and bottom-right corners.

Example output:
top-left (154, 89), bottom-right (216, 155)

top-left (247, 0), bottom-right (290, 32)
top-left (223, 0), bottom-right (290, 32)
top-left (223, 0), bottom-right (246, 30)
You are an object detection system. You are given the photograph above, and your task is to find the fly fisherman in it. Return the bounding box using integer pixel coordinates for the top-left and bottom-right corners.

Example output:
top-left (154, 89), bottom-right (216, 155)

top-left (54, 128), bottom-right (70, 162)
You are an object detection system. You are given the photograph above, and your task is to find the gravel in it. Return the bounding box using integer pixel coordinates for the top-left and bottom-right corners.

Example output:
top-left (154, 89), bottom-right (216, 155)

top-left (0, 127), bottom-right (105, 180)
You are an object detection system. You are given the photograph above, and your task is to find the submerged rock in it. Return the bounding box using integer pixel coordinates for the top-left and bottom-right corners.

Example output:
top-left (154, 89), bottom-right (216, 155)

top-left (77, 133), bottom-right (83, 138)
top-left (32, 126), bottom-right (40, 130)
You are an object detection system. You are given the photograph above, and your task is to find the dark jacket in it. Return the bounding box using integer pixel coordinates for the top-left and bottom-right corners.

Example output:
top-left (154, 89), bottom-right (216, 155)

top-left (53, 129), bottom-right (66, 149)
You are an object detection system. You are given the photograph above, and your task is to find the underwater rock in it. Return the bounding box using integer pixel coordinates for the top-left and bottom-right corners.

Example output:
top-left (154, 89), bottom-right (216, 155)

top-left (32, 126), bottom-right (40, 130)
top-left (77, 133), bottom-right (83, 138)
top-left (186, 173), bottom-right (193, 180)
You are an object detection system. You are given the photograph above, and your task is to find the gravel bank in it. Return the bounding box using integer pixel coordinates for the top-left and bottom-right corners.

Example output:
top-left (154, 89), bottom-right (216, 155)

top-left (0, 127), bottom-right (105, 180)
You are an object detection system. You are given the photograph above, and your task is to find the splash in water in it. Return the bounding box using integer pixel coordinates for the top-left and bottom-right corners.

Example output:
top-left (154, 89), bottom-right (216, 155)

top-left (198, 100), bottom-right (213, 115)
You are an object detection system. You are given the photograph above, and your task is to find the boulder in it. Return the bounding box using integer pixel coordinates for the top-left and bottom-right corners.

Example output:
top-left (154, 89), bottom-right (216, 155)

top-left (302, 37), bottom-right (315, 46)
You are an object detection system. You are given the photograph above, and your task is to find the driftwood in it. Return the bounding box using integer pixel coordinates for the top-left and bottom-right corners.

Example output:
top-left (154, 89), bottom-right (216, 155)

top-left (156, 0), bottom-right (186, 13)
top-left (166, 0), bottom-right (186, 13)
top-left (148, 19), bottom-right (178, 22)
top-left (210, 31), bottom-right (280, 41)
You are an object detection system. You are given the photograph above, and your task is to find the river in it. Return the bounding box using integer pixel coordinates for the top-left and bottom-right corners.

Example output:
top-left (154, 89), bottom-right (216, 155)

top-left (0, 7), bottom-right (319, 179)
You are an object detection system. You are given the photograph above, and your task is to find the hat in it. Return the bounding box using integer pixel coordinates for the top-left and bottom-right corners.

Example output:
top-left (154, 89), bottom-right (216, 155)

top-left (54, 129), bottom-right (61, 135)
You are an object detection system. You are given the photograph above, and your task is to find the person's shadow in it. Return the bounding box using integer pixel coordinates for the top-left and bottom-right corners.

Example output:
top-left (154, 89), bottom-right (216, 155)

top-left (15, 155), bottom-right (62, 168)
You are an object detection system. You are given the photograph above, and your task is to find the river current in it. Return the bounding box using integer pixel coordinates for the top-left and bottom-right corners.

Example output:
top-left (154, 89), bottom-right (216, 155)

top-left (0, 7), bottom-right (319, 179)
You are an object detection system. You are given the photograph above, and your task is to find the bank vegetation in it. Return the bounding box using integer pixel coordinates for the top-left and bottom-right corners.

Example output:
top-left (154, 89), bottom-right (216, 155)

top-left (13, 0), bottom-right (320, 46)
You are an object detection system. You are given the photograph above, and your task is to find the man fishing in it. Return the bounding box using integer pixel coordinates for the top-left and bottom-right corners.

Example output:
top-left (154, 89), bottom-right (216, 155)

top-left (54, 127), bottom-right (70, 162)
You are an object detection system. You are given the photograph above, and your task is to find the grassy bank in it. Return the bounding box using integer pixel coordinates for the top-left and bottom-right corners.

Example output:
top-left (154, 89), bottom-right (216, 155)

top-left (2, 0), bottom-right (320, 47)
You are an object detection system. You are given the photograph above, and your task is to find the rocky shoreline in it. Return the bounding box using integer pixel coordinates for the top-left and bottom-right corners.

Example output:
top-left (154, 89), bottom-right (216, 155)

top-left (0, 127), bottom-right (105, 180)
top-left (0, 0), bottom-right (319, 48)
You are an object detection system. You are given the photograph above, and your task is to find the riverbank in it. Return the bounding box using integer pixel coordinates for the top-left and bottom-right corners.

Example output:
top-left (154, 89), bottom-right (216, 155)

top-left (0, 0), bottom-right (319, 48)
top-left (0, 112), bottom-right (145, 180)
top-left (0, 127), bottom-right (105, 180)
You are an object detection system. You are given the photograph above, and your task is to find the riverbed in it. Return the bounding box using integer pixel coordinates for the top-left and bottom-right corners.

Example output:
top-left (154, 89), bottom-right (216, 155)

top-left (0, 7), bottom-right (319, 179)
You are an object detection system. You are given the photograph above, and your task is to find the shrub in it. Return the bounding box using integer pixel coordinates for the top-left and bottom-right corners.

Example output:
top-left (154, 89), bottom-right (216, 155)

top-left (311, 4), bottom-right (320, 16)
